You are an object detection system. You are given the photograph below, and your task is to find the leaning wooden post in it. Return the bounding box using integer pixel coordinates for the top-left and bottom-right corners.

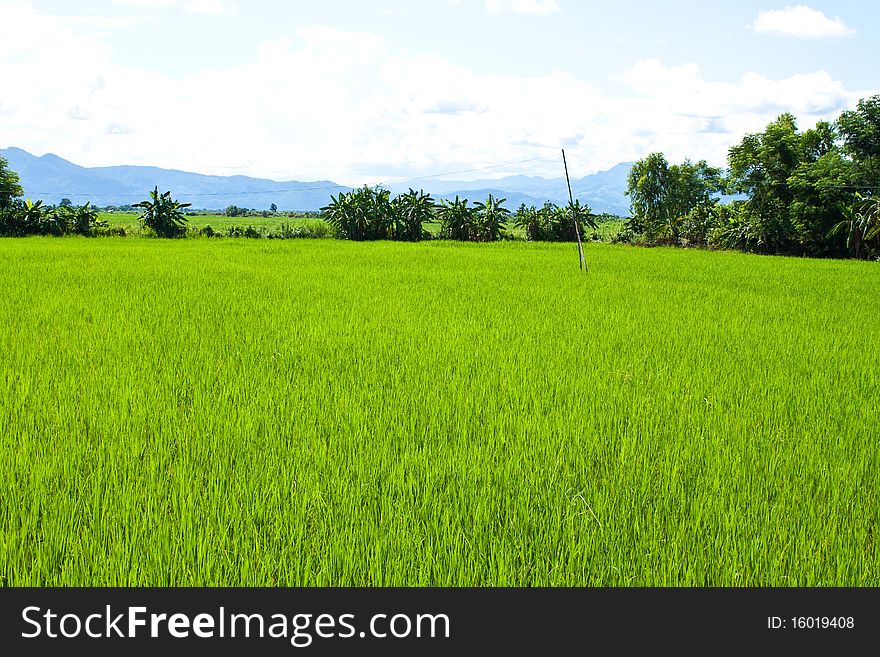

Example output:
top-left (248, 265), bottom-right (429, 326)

top-left (562, 149), bottom-right (587, 272)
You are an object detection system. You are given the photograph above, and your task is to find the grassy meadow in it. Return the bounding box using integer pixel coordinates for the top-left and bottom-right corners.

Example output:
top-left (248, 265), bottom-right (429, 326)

top-left (1, 238), bottom-right (878, 586)
top-left (99, 211), bottom-right (319, 231)
top-left (97, 211), bottom-right (622, 239)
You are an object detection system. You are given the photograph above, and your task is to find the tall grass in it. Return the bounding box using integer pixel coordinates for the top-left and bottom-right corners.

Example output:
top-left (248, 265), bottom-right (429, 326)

top-left (0, 238), bottom-right (877, 585)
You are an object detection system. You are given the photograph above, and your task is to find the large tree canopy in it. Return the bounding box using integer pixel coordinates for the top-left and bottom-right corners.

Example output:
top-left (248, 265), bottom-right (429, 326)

top-left (0, 156), bottom-right (24, 209)
top-left (837, 95), bottom-right (880, 182)
top-left (626, 152), bottom-right (721, 242)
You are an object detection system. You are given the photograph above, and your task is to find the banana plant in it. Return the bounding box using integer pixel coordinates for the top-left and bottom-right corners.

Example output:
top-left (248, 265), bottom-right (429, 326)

top-left (135, 187), bottom-right (191, 237)
top-left (472, 194), bottom-right (510, 242)
top-left (437, 196), bottom-right (476, 241)
top-left (73, 202), bottom-right (107, 236)
top-left (322, 186), bottom-right (395, 240)
top-left (828, 193), bottom-right (880, 259)
top-left (391, 188), bottom-right (434, 241)
top-left (513, 203), bottom-right (542, 241)
top-left (24, 198), bottom-right (48, 233)
top-left (564, 198), bottom-right (598, 240)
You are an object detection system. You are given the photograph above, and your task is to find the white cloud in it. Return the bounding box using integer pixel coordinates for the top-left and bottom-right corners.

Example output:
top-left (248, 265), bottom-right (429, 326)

top-left (0, 1), bottom-right (873, 187)
top-left (485, 0), bottom-right (560, 15)
top-left (613, 58), bottom-right (859, 166)
top-left (750, 5), bottom-right (854, 39)
top-left (112, 0), bottom-right (236, 15)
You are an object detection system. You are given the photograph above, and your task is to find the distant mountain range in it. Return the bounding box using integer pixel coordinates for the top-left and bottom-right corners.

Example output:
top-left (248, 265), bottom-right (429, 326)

top-left (1, 147), bottom-right (634, 216)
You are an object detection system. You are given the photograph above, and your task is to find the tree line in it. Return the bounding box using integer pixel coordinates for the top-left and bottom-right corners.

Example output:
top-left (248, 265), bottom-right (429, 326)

top-left (319, 186), bottom-right (598, 242)
top-left (0, 160), bottom-right (603, 242)
top-left (2, 93), bottom-right (878, 257)
top-left (624, 94), bottom-right (880, 259)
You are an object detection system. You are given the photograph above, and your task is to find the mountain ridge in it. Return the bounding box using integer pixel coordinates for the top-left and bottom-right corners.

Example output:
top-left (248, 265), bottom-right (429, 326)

top-left (1, 147), bottom-right (633, 215)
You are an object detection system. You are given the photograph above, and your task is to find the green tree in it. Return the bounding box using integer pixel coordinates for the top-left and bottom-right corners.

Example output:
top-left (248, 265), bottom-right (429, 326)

top-left (270, 203), bottom-right (278, 213)
top-left (837, 94), bottom-right (880, 184)
top-left (626, 152), bottom-right (672, 239)
top-left (626, 154), bottom-right (721, 243)
top-left (0, 199), bottom-right (25, 235)
top-left (0, 156), bottom-right (24, 209)
top-left (391, 188), bottom-right (434, 241)
top-left (135, 187), bottom-right (191, 237)
top-left (828, 193), bottom-right (880, 259)
top-left (727, 113), bottom-right (803, 253)
top-left (472, 193), bottom-right (510, 241)
top-left (728, 114), bottom-right (864, 256)
top-left (564, 199), bottom-right (598, 241)
top-left (321, 186), bottom-right (394, 240)
top-left (437, 196), bottom-right (477, 241)
top-left (321, 192), bottom-right (354, 238)
top-left (669, 160), bottom-right (723, 218)
top-left (788, 148), bottom-right (855, 256)
top-left (513, 203), bottom-right (541, 241)
top-left (72, 202), bottom-right (107, 236)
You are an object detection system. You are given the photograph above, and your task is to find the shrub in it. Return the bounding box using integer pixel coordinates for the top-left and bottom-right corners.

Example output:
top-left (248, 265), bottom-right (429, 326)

top-left (135, 188), bottom-right (191, 238)
top-left (437, 196), bottom-right (477, 241)
top-left (322, 186), bottom-right (395, 241)
top-left (515, 201), bottom-right (596, 242)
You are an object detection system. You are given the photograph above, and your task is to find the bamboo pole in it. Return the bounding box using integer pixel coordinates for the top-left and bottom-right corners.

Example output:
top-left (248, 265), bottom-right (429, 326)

top-left (562, 149), bottom-right (587, 272)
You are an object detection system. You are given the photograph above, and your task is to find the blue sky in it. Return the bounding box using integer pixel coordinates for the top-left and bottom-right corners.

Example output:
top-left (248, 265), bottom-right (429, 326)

top-left (1, 1), bottom-right (877, 184)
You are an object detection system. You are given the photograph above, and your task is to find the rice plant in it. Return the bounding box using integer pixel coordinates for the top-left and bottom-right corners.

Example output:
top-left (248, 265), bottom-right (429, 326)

top-left (0, 238), bottom-right (877, 586)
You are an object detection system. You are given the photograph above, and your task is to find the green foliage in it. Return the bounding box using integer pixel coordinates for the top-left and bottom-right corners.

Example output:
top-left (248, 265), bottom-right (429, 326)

top-left (837, 95), bottom-right (880, 182)
top-left (678, 203), bottom-right (719, 247)
top-left (224, 205), bottom-right (248, 217)
top-left (135, 187), bottom-right (191, 238)
top-left (513, 203), bottom-right (541, 240)
top-left (321, 185), bottom-right (395, 241)
top-left (706, 202), bottom-right (752, 251)
top-left (727, 113), bottom-right (804, 253)
top-left (788, 150), bottom-right (854, 256)
top-left (565, 199), bottom-right (598, 238)
top-left (97, 225), bottom-right (128, 237)
top-left (669, 160), bottom-right (723, 218)
top-left (626, 153), bottom-right (721, 243)
top-left (437, 196), bottom-right (477, 241)
top-left (0, 198), bottom-right (105, 237)
top-left (51, 202), bottom-right (107, 236)
top-left (391, 188), bottom-right (434, 241)
top-left (225, 225), bottom-right (264, 238)
top-left (267, 220), bottom-right (332, 239)
top-left (0, 156), bottom-right (24, 209)
top-left (514, 200), bottom-right (596, 242)
top-left (472, 193), bottom-right (510, 242)
top-left (0, 200), bottom-right (24, 236)
top-left (828, 193), bottom-right (880, 259)
top-left (726, 112), bottom-right (874, 257)
top-left (626, 152), bottom-right (673, 237)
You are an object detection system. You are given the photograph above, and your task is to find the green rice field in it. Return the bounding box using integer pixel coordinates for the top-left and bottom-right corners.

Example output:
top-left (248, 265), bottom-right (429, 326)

top-left (1, 238), bottom-right (878, 586)
top-left (99, 211), bottom-right (325, 232)
top-left (96, 212), bottom-right (623, 239)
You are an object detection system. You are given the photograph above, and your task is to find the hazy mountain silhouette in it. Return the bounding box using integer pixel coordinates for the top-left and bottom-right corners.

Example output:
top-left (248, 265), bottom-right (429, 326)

top-left (1, 147), bottom-right (633, 215)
